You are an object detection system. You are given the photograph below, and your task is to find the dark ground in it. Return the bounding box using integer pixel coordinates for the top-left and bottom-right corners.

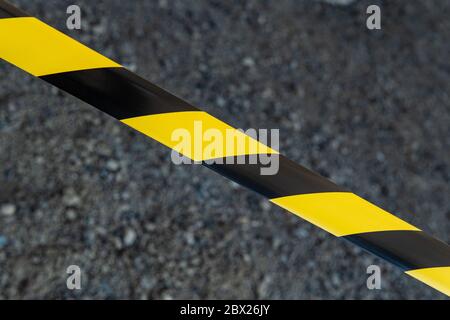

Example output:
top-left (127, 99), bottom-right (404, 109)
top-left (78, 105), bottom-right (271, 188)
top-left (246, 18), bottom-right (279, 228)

top-left (0, 0), bottom-right (449, 299)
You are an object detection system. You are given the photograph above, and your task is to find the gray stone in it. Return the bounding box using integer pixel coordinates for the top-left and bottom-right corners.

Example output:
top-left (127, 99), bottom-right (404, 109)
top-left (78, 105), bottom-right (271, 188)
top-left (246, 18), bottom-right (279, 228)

top-left (1, 204), bottom-right (16, 216)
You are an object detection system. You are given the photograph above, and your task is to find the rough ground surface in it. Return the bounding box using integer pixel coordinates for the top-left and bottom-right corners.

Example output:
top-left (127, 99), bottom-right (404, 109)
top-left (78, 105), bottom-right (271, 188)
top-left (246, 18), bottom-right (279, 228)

top-left (0, 0), bottom-right (449, 299)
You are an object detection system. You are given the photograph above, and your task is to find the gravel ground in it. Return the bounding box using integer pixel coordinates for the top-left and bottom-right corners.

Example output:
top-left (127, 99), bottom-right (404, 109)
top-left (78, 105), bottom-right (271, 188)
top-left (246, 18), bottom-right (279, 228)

top-left (0, 0), bottom-right (449, 299)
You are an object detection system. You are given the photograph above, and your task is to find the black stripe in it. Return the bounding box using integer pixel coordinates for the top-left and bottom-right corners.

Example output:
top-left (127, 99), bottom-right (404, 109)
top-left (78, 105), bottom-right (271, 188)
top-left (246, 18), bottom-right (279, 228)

top-left (41, 68), bottom-right (198, 119)
top-left (203, 155), bottom-right (345, 198)
top-left (346, 230), bottom-right (450, 271)
top-left (0, 1), bottom-right (30, 18)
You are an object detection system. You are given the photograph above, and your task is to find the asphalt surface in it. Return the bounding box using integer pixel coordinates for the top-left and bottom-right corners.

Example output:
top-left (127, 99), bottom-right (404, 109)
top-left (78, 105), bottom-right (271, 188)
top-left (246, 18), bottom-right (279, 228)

top-left (0, 0), bottom-right (449, 299)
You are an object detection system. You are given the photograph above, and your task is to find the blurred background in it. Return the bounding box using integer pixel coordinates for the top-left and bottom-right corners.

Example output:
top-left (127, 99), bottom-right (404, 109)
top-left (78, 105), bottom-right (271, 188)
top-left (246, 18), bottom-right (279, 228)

top-left (0, 0), bottom-right (449, 299)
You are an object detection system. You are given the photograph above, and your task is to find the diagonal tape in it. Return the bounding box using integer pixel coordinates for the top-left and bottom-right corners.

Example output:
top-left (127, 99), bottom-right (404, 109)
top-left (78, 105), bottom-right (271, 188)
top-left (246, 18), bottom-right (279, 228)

top-left (0, 1), bottom-right (449, 296)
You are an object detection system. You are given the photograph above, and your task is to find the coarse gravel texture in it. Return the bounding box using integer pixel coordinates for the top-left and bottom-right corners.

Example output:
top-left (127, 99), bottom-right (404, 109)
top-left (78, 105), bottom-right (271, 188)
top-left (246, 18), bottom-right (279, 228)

top-left (0, 0), bottom-right (449, 299)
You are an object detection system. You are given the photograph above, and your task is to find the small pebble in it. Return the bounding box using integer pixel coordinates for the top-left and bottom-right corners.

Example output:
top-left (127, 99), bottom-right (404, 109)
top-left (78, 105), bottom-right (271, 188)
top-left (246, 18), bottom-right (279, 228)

top-left (123, 228), bottom-right (137, 246)
top-left (185, 232), bottom-right (195, 245)
top-left (66, 209), bottom-right (77, 221)
top-left (294, 227), bottom-right (309, 239)
top-left (216, 97), bottom-right (226, 108)
top-left (63, 190), bottom-right (81, 207)
top-left (242, 57), bottom-right (255, 67)
top-left (1, 203), bottom-right (16, 216)
top-left (106, 159), bottom-right (120, 172)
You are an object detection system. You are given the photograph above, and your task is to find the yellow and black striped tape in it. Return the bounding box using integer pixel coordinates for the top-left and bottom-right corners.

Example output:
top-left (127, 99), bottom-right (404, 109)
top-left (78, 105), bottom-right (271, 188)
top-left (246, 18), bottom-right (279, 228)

top-left (1, 1), bottom-right (449, 296)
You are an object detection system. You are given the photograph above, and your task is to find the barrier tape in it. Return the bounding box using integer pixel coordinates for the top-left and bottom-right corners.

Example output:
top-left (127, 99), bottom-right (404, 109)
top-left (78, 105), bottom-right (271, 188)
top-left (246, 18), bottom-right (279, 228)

top-left (0, 1), bottom-right (449, 296)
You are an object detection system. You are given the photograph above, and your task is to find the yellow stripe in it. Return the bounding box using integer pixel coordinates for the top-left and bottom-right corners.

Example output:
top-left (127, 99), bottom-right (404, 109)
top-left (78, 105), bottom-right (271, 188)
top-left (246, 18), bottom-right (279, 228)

top-left (406, 267), bottom-right (450, 296)
top-left (121, 111), bottom-right (277, 161)
top-left (0, 17), bottom-right (120, 76)
top-left (271, 192), bottom-right (419, 236)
